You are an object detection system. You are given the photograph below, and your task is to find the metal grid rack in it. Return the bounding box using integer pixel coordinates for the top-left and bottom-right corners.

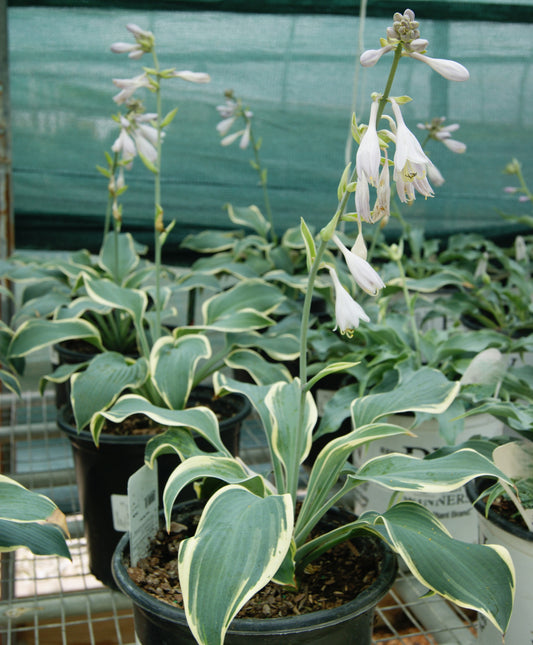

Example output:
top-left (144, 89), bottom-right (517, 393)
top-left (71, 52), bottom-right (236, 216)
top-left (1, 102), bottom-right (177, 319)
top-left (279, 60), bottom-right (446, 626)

top-left (0, 356), bottom-right (480, 645)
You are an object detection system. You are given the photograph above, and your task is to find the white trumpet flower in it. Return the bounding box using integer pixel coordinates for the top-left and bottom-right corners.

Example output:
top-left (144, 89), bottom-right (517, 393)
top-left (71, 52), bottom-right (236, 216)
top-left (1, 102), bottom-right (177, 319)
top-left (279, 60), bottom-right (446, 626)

top-left (332, 234), bottom-right (385, 296)
top-left (356, 100), bottom-right (381, 186)
top-left (328, 268), bottom-right (370, 338)
top-left (407, 51), bottom-right (469, 81)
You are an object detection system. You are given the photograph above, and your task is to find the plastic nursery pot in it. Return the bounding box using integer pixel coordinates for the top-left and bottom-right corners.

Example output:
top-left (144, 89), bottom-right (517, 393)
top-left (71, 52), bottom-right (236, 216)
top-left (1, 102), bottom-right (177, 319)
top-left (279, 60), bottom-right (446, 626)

top-left (57, 388), bottom-right (250, 589)
top-left (112, 501), bottom-right (398, 645)
top-left (466, 479), bottom-right (533, 645)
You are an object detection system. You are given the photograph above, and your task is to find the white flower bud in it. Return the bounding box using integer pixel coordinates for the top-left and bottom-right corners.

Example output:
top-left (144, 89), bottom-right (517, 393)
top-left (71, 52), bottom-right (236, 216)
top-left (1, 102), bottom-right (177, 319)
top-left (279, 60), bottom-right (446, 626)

top-left (360, 45), bottom-right (394, 67)
top-left (408, 52), bottom-right (470, 81)
top-left (171, 70), bottom-right (211, 84)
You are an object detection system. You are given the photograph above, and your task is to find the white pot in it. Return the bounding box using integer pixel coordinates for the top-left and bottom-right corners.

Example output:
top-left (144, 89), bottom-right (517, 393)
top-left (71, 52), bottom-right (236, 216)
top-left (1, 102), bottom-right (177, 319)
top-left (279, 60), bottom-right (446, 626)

top-left (353, 413), bottom-right (504, 543)
top-left (467, 482), bottom-right (533, 645)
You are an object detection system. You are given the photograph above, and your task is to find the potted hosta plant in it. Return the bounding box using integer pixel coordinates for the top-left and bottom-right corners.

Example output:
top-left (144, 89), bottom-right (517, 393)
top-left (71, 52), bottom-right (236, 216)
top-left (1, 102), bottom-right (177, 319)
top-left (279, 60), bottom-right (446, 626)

top-left (112, 11), bottom-right (515, 644)
top-left (5, 24), bottom-right (288, 589)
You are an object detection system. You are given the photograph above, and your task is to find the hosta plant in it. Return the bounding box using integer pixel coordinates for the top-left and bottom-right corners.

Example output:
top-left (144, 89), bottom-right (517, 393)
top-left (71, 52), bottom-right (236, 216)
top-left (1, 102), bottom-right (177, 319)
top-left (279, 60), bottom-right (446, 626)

top-left (112, 11), bottom-right (514, 645)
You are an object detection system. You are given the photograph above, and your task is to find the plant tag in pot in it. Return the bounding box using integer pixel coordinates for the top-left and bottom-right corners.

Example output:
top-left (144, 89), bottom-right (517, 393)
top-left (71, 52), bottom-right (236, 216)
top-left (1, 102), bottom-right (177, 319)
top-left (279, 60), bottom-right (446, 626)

top-left (128, 462), bottom-right (159, 566)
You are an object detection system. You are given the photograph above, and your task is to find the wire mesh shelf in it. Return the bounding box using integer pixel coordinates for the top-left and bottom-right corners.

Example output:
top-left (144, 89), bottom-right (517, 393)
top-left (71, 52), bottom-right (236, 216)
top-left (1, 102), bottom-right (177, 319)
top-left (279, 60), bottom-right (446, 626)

top-left (0, 355), bottom-right (480, 645)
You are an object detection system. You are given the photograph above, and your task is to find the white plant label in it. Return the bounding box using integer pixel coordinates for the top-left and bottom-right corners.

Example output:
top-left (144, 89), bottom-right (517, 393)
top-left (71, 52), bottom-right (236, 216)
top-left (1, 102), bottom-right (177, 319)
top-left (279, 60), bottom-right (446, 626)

top-left (128, 462), bottom-right (159, 566)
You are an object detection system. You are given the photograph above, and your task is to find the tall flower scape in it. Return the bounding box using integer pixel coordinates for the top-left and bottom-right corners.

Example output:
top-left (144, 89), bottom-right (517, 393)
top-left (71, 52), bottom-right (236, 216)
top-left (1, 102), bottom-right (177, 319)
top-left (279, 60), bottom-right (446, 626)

top-left (111, 10), bottom-right (515, 645)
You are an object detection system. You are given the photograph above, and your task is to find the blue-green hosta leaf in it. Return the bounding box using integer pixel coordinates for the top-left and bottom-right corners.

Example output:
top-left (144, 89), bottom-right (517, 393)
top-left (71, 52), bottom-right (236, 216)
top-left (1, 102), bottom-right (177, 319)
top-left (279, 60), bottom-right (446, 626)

top-left (162, 455), bottom-right (267, 525)
top-left (351, 448), bottom-right (510, 492)
top-left (0, 475), bottom-right (59, 521)
top-left (306, 361), bottom-right (360, 392)
top-left (11, 289), bottom-right (71, 326)
top-left (282, 226), bottom-right (307, 249)
top-left (101, 395), bottom-right (229, 455)
top-left (225, 330), bottom-right (300, 361)
top-left (295, 422), bottom-right (411, 543)
top-left (0, 519), bottom-right (71, 558)
top-left (71, 353), bottom-right (149, 440)
top-left (362, 502), bottom-right (515, 634)
top-left (98, 232), bottom-right (140, 284)
top-left (225, 204), bottom-right (270, 239)
top-left (0, 366), bottom-right (20, 396)
top-left (266, 380), bottom-right (316, 493)
top-left (388, 270), bottom-right (468, 293)
top-left (192, 253), bottom-right (261, 280)
top-left (145, 427), bottom-right (210, 465)
top-left (8, 318), bottom-right (103, 358)
top-left (179, 486), bottom-right (293, 645)
top-left (225, 349), bottom-right (292, 385)
top-left (39, 361), bottom-right (89, 396)
top-left (83, 275), bottom-right (147, 331)
top-left (201, 279), bottom-right (283, 326)
top-left (200, 309), bottom-right (274, 333)
top-left (351, 367), bottom-right (460, 428)
top-left (175, 271), bottom-right (221, 293)
top-left (181, 230), bottom-right (239, 253)
top-left (262, 269), bottom-right (308, 292)
top-left (315, 383), bottom-right (359, 439)
top-left (54, 296), bottom-right (112, 320)
top-left (150, 334), bottom-right (211, 409)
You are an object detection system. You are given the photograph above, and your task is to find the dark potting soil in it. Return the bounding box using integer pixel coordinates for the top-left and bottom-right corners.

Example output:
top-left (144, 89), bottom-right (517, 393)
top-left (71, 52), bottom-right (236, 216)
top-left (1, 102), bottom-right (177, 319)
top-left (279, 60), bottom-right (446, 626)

top-left (484, 494), bottom-right (529, 531)
top-left (126, 510), bottom-right (383, 619)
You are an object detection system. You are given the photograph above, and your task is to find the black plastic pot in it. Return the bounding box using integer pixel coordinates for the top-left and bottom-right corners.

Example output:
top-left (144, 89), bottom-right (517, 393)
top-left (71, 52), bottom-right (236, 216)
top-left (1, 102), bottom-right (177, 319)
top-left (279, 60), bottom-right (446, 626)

top-left (112, 501), bottom-right (398, 645)
top-left (58, 389), bottom-right (250, 589)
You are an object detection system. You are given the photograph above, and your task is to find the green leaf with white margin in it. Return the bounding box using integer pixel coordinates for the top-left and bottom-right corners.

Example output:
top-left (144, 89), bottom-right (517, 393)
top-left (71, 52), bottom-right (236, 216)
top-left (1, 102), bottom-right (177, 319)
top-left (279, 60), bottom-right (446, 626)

top-left (150, 334), bottom-right (211, 410)
top-left (101, 394), bottom-right (230, 456)
top-left (387, 269), bottom-right (468, 293)
top-left (225, 348), bottom-right (292, 385)
top-left (351, 367), bottom-right (460, 428)
top-left (0, 475), bottom-right (70, 558)
top-left (361, 502), bottom-right (515, 634)
top-left (0, 368), bottom-right (20, 396)
top-left (99, 232), bottom-right (140, 284)
top-left (201, 279), bottom-right (283, 327)
top-left (283, 226), bottom-right (306, 249)
top-left (225, 329), bottom-right (300, 361)
top-left (162, 455), bottom-right (268, 527)
top-left (39, 360), bottom-right (89, 396)
top-left (295, 422), bottom-right (412, 544)
top-left (71, 353), bottom-right (149, 441)
top-left (351, 448), bottom-right (511, 493)
top-left (83, 275), bottom-right (147, 331)
top-left (266, 379), bottom-right (316, 491)
top-left (145, 427), bottom-right (211, 465)
top-left (300, 218), bottom-right (316, 271)
top-left (8, 318), bottom-right (103, 358)
top-left (54, 296), bottom-right (112, 320)
top-left (306, 361), bottom-right (360, 392)
top-left (200, 309), bottom-right (274, 333)
top-left (225, 203), bottom-right (270, 239)
top-left (0, 519), bottom-right (71, 558)
top-left (179, 486), bottom-right (293, 645)
top-left (181, 230), bottom-right (238, 253)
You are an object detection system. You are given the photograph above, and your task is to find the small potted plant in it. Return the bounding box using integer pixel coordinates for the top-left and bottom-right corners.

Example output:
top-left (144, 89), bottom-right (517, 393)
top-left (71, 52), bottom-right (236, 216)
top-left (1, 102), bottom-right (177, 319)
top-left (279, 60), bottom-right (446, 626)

top-left (111, 11), bottom-right (515, 644)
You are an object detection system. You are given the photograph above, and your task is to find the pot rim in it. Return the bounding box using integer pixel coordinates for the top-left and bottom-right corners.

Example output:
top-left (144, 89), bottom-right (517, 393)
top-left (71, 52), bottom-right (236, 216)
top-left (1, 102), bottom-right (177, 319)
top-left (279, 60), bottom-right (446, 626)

top-left (465, 479), bottom-right (533, 542)
top-left (56, 387), bottom-right (251, 446)
top-left (111, 500), bottom-right (398, 635)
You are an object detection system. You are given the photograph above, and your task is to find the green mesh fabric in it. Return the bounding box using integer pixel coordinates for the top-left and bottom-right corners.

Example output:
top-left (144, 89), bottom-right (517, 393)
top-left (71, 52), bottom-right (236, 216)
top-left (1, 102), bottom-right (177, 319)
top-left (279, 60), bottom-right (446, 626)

top-left (8, 5), bottom-right (533, 256)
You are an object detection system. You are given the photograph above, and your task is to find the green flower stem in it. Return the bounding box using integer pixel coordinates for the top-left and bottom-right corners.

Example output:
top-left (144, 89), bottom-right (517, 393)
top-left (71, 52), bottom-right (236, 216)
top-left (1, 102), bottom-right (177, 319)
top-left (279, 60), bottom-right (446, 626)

top-left (395, 256), bottom-right (422, 368)
top-left (152, 48), bottom-right (163, 343)
top-left (103, 151), bottom-right (119, 241)
top-left (377, 43), bottom-right (402, 122)
top-left (249, 128), bottom-right (277, 244)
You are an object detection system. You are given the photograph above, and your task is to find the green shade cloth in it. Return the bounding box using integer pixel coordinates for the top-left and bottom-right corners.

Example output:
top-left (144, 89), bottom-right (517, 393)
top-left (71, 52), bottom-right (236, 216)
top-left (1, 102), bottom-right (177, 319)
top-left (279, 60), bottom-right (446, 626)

top-left (8, 5), bottom-right (533, 256)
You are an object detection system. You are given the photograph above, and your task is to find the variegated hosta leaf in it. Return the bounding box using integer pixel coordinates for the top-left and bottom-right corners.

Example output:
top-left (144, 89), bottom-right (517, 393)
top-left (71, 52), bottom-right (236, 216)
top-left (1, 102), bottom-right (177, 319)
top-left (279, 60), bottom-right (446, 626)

top-left (351, 367), bottom-right (460, 428)
top-left (315, 383), bottom-right (358, 439)
top-left (8, 318), bottom-right (103, 358)
top-left (39, 360), bottom-right (89, 396)
top-left (200, 309), bottom-right (274, 333)
top-left (201, 279), bottom-right (283, 327)
top-left (351, 448), bottom-right (511, 493)
top-left (225, 329), bottom-right (300, 361)
top-left (266, 379), bottom-right (316, 494)
top-left (225, 204), bottom-right (270, 239)
top-left (306, 361), bottom-right (360, 392)
top-left (181, 229), bottom-right (239, 253)
top-left (55, 296), bottom-right (111, 320)
top-left (150, 334), bottom-right (211, 410)
top-left (162, 455), bottom-right (267, 526)
top-left (295, 422), bottom-right (411, 543)
top-left (361, 502), bottom-right (515, 634)
top-left (387, 269), bottom-right (468, 293)
top-left (71, 353), bottom-right (149, 441)
top-left (101, 394), bottom-right (230, 455)
top-left (83, 275), bottom-right (147, 332)
top-left (145, 427), bottom-right (211, 465)
top-left (225, 348), bottom-right (292, 385)
top-left (99, 232), bottom-right (140, 284)
top-left (179, 486), bottom-right (293, 645)
top-left (0, 476), bottom-right (70, 558)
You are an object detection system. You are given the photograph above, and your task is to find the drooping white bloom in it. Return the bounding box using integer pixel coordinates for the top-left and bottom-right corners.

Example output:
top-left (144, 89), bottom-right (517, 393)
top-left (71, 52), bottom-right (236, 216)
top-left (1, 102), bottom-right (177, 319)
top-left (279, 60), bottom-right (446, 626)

top-left (360, 44), bottom-right (395, 67)
top-left (170, 70), bottom-right (211, 84)
top-left (111, 24), bottom-right (154, 59)
top-left (356, 100), bottom-right (381, 186)
top-left (391, 99), bottom-right (433, 203)
top-left (110, 41), bottom-right (145, 59)
top-left (126, 23), bottom-right (153, 39)
top-left (111, 118), bottom-right (136, 164)
top-left (427, 161), bottom-right (445, 187)
top-left (112, 73), bottom-right (151, 104)
top-left (371, 150), bottom-right (391, 222)
top-left (332, 234), bottom-right (385, 296)
top-left (407, 51), bottom-right (469, 81)
top-left (355, 176), bottom-right (371, 223)
top-left (328, 268), bottom-right (370, 338)
top-left (351, 231), bottom-right (368, 261)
